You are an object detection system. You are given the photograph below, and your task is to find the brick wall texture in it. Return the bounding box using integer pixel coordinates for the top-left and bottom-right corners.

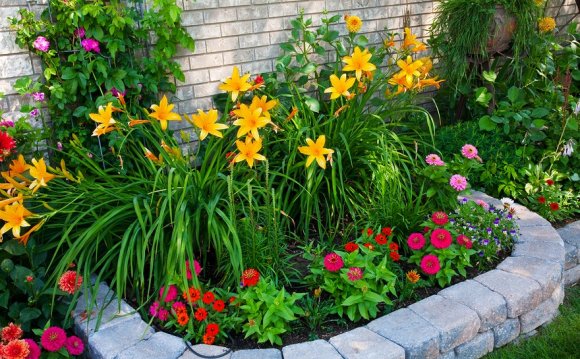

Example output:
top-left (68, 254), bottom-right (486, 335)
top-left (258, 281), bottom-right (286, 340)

top-left (0, 0), bottom-right (578, 114)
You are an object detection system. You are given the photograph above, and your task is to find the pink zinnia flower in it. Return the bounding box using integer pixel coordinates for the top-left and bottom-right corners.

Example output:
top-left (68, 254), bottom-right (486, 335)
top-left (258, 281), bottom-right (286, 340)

top-left (323, 252), bottom-right (344, 272)
top-left (456, 234), bottom-right (472, 249)
top-left (64, 336), bottom-right (84, 356)
top-left (149, 301), bottom-right (160, 317)
top-left (185, 260), bottom-right (202, 280)
top-left (407, 233), bottom-right (426, 250)
top-left (347, 267), bottom-right (363, 281)
top-left (159, 285), bottom-right (178, 302)
top-left (420, 254), bottom-right (441, 275)
top-left (33, 36), bottom-right (50, 52)
top-left (425, 154), bottom-right (445, 166)
top-left (172, 301), bottom-right (186, 312)
top-left (157, 308), bottom-right (169, 321)
top-left (40, 327), bottom-right (66, 352)
top-left (449, 174), bottom-right (468, 191)
top-left (58, 271), bottom-right (83, 295)
top-left (81, 38), bottom-right (100, 53)
top-left (431, 211), bottom-right (448, 226)
top-left (475, 199), bottom-right (489, 210)
top-left (24, 338), bottom-right (41, 359)
top-left (461, 144), bottom-right (478, 159)
top-left (430, 228), bottom-right (452, 249)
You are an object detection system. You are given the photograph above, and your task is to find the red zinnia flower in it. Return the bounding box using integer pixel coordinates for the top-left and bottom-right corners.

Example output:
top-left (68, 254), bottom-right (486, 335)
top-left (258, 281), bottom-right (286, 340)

top-left (323, 253), bottom-right (344, 272)
top-left (430, 229), bottom-right (452, 249)
top-left (344, 242), bottom-right (358, 252)
top-left (40, 327), bottom-right (66, 352)
top-left (456, 234), bottom-right (472, 249)
top-left (381, 227), bottom-right (392, 236)
top-left (228, 296), bottom-right (236, 304)
top-left (389, 251), bottom-right (401, 262)
top-left (202, 291), bottom-right (215, 304)
top-left (202, 334), bottom-right (215, 345)
top-left (365, 228), bottom-right (373, 236)
top-left (431, 211), bottom-right (448, 226)
top-left (363, 243), bottom-right (374, 250)
top-left (546, 179), bottom-right (554, 186)
top-left (254, 75), bottom-right (264, 85)
top-left (407, 233), bottom-right (426, 250)
top-left (206, 323), bottom-right (220, 337)
top-left (538, 196), bottom-right (546, 204)
top-left (212, 299), bottom-right (225, 312)
top-left (0, 131), bottom-right (16, 161)
top-left (388, 242), bottom-right (399, 251)
top-left (182, 287), bottom-right (201, 303)
top-left (420, 254), bottom-right (441, 275)
top-left (241, 268), bottom-right (260, 287)
top-left (194, 307), bottom-right (208, 321)
top-left (2, 339), bottom-right (29, 359)
top-left (423, 226), bottom-right (430, 233)
top-left (549, 202), bottom-right (559, 211)
top-left (1, 323), bottom-right (23, 342)
top-left (64, 336), bottom-right (84, 356)
top-left (374, 234), bottom-right (387, 245)
top-left (58, 271), bottom-right (83, 295)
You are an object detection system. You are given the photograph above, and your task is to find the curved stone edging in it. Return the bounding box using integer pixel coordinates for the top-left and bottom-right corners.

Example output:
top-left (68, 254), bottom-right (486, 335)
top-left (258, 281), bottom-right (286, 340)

top-left (73, 191), bottom-right (576, 359)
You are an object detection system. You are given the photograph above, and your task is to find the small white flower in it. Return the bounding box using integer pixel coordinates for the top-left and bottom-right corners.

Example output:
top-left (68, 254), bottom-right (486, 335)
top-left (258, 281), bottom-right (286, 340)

top-left (562, 138), bottom-right (575, 157)
top-left (574, 101), bottom-right (580, 116)
top-left (500, 197), bottom-right (514, 206)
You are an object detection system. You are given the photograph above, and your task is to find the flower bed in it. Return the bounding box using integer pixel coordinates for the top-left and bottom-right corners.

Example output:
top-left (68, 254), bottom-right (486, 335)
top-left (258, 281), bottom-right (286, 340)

top-left (72, 192), bottom-right (570, 359)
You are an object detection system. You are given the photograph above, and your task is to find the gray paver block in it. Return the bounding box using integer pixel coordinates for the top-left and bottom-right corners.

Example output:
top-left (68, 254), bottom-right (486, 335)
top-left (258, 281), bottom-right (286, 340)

top-left (408, 295), bottom-right (480, 352)
top-left (519, 296), bottom-right (560, 334)
top-left (329, 327), bottom-right (405, 359)
top-left (474, 270), bottom-right (542, 318)
top-left (466, 191), bottom-right (503, 207)
top-left (440, 350), bottom-right (456, 359)
top-left (497, 256), bottom-right (562, 301)
top-left (231, 348), bottom-right (281, 359)
top-left (366, 308), bottom-right (439, 359)
top-left (512, 206), bottom-right (551, 227)
top-left (438, 280), bottom-right (507, 332)
top-left (87, 318), bottom-right (154, 359)
top-left (282, 339), bottom-right (343, 359)
top-left (512, 241), bottom-right (565, 264)
top-left (492, 319), bottom-right (520, 348)
top-left (557, 221), bottom-right (580, 248)
top-left (178, 344), bottom-right (232, 359)
top-left (564, 265), bottom-right (580, 286)
top-left (517, 226), bottom-right (563, 244)
top-left (116, 331), bottom-right (186, 359)
top-left (454, 330), bottom-right (494, 359)
top-left (564, 242), bottom-right (578, 269)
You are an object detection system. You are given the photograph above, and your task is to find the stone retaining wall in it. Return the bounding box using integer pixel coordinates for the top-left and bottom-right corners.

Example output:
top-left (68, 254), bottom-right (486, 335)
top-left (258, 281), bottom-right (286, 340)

top-left (73, 191), bottom-right (575, 359)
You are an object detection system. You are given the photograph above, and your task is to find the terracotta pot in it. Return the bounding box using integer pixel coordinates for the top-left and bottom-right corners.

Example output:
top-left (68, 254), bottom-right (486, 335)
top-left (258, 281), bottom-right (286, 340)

top-left (486, 5), bottom-right (516, 53)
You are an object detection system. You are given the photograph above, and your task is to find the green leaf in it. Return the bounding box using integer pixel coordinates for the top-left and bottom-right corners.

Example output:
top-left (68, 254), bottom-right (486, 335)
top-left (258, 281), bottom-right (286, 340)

top-left (532, 119), bottom-right (546, 129)
top-left (19, 307), bottom-right (42, 323)
top-left (0, 291), bottom-right (8, 309)
top-left (304, 96), bottom-right (320, 113)
top-left (531, 108), bottom-right (550, 118)
top-left (2, 240), bottom-right (27, 256)
top-left (479, 115), bottom-right (496, 131)
top-left (355, 35), bottom-right (368, 47)
top-left (529, 130), bottom-right (546, 142)
top-left (482, 70), bottom-right (497, 83)
top-left (426, 187), bottom-right (437, 197)
top-left (474, 87), bottom-right (492, 107)
top-left (567, 117), bottom-right (578, 130)
top-left (363, 291), bottom-right (384, 303)
top-left (341, 294), bottom-right (363, 306)
top-left (280, 42), bottom-right (294, 52)
top-left (507, 86), bottom-right (523, 104)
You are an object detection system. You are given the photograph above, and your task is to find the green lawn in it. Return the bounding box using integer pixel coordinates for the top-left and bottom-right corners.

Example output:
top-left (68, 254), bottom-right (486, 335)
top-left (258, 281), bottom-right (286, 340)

top-left (484, 285), bottom-right (580, 359)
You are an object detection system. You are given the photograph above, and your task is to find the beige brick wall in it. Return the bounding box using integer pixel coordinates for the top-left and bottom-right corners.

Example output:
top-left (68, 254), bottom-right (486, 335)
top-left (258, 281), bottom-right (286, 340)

top-left (0, 0), bottom-right (578, 114)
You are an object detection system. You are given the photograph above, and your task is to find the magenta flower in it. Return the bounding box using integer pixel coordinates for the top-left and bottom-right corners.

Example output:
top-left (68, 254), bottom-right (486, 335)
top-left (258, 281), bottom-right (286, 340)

top-left (81, 38), bottom-right (100, 53)
top-left (449, 174), bottom-right (468, 191)
top-left (157, 308), bottom-right (169, 321)
top-left (430, 228), bottom-right (452, 249)
top-left (420, 254), bottom-right (441, 275)
top-left (347, 267), bottom-right (363, 281)
top-left (149, 301), bottom-right (160, 317)
top-left (475, 199), bottom-right (489, 210)
top-left (323, 252), bottom-right (344, 272)
top-left (24, 338), bottom-right (41, 359)
top-left (57, 141), bottom-right (63, 150)
top-left (186, 259), bottom-right (202, 280)
top-left (30, 109), bottom-right (40, 118)
top-left (431, 211), bottom-right (448, 226)
top-left (74, 27), bottom-right (86, 38)
top-left (456, 234), bottom-right (472, 249)
top-left (33, 36), bottom-right (50, 52)
top-left (407, 232), bottom-right (426, 250)
top-left (461, 144), bottom-right (478, 159)
top-left (0, 119), bottom-right (14, 127)
top-left (64, 336), bottom-right (84, 356)
top-left (159, 285), bottom-right (178, 302)
top-left (172, 301), bottom-right (186, 312)
top-left (425, 154), bottom-right (445, 166)
top-left (110, 87), bottom-right (126, 98)
top-left (32, 92), bottom-right (45, 102)
top-left (40, 327), bottom-right (66, 352)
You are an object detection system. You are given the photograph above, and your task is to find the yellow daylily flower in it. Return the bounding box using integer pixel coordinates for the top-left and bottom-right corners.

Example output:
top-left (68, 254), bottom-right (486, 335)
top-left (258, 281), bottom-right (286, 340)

top-left (388, 72), bottom-right (414, 95)
top-left (28, 158), bottom-right (56, 192)
top-left (89, 103), bottom-right (116, 137)
top-left (402, 27), bottom-right (425, 52)
top-left (298, 135), bottom-right (335, 169)
top-left (233, 104), bottom-right (270, 139)
top-left (128, 119), bottom-right (151, 127)
top-left (417, 57), bottom-right (433, 77)
top-left (188, 109), bottom-right (229, 141)
top-left (397, 56), bottom-right (423, 84)
top-left (416, 77), bottom-right (445, 90)
top-left (250, 95), bottom-right (277, 120)
top-left (384, 35), bottom-right (395, 49)
top-left (0, 202), bottom-right (31, 238)
top-left (234, 137), bottom-right (266, 168)
top-left (149, 95), bottom-right (181, 131)
top-left (342, 47), bottom-right (377, 81)
top-left (0, 194), bottom-right (25, 210)
top-left (15, 219), bottom-right (45, 246)
top-left (324, 74), bottom-right (356, 100)
top-left (219, 66), bottom-right (252, 102)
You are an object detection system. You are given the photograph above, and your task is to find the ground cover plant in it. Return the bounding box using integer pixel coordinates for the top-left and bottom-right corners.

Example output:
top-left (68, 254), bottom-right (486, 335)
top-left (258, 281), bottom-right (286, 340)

top-left (0, 7), bottom-right (569, 353)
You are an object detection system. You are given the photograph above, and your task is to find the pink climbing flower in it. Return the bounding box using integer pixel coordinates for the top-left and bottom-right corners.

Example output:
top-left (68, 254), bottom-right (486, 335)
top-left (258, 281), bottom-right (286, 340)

top-left (74, 27), bottom-right (86, 38)
top-left (81, 38), bottom-right (100, 53)
top-left (33, 36), bottom-right (50, 52)
top-left (449, 174), bottom-right (468, 191)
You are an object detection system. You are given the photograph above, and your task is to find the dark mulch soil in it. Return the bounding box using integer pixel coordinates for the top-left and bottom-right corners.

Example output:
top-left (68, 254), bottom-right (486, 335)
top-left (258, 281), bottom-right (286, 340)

top-left (551, 214), bottom-right (580, 229)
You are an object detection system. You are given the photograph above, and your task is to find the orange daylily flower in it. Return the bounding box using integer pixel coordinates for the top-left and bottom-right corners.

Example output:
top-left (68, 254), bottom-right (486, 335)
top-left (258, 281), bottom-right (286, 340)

top-left (149, 95), bottom-right (181, 131)
top-left (324, 74), bottom-right (356, 100)
top-left (234, 137), bottom-right (266, 168)
top-left (188, 109), bottom-right (228, 140)
top-left (342, 47), bottom-right (377, 81)
top-left (219, 66), bottom-right (252, 102)
top-left (233, 104), bottom-right (269, 139)
top-left (298, 135), bottom-right (335, 169)
top-left (28, 158), bottom-right (55, 192)
top-left (0, 202), bottom-right (31, 238)
top-left (89, 103), bottom-right (116, 137)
